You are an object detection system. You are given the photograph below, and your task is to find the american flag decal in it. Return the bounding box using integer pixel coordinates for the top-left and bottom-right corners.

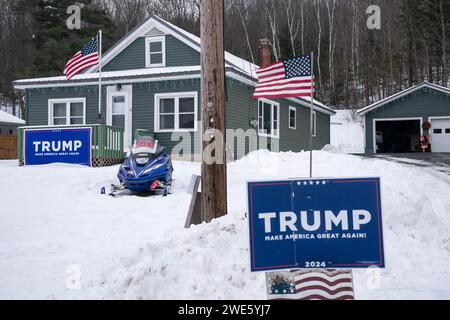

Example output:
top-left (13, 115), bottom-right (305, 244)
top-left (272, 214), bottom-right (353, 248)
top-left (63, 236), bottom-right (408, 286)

top-left (266, 269), bottom-right (355, 300)
top-left (253, 54), bottom-right (313, 99)
top-left (64, 36), bottom-right (100, 80)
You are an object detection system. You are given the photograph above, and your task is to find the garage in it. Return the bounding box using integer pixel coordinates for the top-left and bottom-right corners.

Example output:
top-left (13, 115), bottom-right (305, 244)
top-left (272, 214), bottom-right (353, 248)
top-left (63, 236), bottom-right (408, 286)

top-left (430, 118), bottom-right (450, 152)
top-left (374, 119), bottom-right (421, 153)
top-left (358, 82), bottom-right (450, 154)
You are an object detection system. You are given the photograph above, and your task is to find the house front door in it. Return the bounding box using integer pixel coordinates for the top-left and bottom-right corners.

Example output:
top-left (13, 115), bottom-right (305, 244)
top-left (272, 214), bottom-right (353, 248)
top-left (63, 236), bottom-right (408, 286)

top-left (107, 85), bottom-right (133, 149)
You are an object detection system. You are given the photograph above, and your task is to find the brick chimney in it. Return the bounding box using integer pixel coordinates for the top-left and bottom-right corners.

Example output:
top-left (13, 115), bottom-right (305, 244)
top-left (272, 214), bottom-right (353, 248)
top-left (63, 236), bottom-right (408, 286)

top-left (259, 39), bottom-right (272, 68)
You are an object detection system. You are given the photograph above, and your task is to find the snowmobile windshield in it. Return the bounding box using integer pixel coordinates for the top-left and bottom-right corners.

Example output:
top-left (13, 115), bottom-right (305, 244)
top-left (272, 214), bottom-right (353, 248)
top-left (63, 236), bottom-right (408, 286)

top-left (133, 136), bottom-right (160, 154)
top-left (132, 137), bottom-right (163, 165)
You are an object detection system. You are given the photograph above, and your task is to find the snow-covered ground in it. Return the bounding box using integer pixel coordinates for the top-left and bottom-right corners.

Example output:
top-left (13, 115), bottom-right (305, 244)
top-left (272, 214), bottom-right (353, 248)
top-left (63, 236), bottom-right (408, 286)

top-left (1, 150), bottom-right (450, 300)
top-left (330, 110), bottom-right (365, 154)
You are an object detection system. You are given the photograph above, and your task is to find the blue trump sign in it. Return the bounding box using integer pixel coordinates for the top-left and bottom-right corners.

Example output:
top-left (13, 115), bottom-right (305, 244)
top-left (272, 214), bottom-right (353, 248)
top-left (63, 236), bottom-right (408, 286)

top-left (24, 127), bottom-right (92, 166)
top-left (247, 178), bottom-right (385, 272)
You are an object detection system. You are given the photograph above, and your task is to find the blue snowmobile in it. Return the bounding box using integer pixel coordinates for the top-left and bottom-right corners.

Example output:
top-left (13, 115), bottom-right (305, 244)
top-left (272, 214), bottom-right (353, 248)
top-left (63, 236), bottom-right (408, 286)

top-left (110, 136), bottom-right (173, 197)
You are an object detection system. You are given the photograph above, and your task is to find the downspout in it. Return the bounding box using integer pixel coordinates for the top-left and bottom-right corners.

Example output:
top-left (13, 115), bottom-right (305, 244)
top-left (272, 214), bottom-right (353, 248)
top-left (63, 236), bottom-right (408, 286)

top-left (363, 114), bottom-right (367, 153)
top-left (25, 90), bottom-right (29, 125)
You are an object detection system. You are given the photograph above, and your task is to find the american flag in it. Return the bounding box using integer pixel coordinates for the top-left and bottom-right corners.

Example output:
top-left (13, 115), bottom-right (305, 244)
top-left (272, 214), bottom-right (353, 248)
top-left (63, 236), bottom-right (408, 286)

top-left (64, 36), bottom-right (99, 80)
top-left (253, 54), bottom-right (313, 99)
top-left (266, 269), bottom-right (354, 300)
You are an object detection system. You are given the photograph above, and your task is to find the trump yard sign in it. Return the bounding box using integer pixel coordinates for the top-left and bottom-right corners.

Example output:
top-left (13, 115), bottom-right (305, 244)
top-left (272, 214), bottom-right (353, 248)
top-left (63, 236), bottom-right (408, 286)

top-left (247, 178), bottom-right (385, 272)
top-left (24, 127), bottom-right (92, 166)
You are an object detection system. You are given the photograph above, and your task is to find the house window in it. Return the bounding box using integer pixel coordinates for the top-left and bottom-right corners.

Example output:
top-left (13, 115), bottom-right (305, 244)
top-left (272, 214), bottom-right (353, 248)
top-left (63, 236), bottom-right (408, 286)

top-left (289, 106), bottom-right (296, 129)
top-left (258, 99), bottom-right (280, 138)
top-left (111, 96), bottom-right (126, 128)
top-left (312, 111), bottom-right (317, 137)
top-left (49, 98), bottom-right (86, 125)
top-left (145, 36), bottom-right (165, 67)
top-left (155, 92), bottom-right (197, 132)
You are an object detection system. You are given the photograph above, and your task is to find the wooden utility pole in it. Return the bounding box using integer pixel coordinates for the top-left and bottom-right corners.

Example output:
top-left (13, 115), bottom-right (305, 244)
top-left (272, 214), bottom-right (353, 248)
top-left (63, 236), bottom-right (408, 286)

top-left (200, 0), bottom-right (228, 222)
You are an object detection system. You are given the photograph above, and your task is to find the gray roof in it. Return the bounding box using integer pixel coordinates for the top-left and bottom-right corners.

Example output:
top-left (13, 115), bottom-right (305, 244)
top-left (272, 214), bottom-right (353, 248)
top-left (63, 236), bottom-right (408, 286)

top-left (357, 82), bottom-right (450, 115)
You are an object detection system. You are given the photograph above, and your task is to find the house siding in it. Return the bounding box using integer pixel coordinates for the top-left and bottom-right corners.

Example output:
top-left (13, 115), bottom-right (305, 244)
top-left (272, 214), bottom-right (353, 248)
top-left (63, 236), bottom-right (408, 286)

top-left (0, 124), bottom-right (20, 135)
top-left (103, 35), bottom-right (200, 72)
top-left (24, 77), bottom-right (331, 159)
top-left (224, 79), bottom-right (257, 158)
top-left (132, 79), bottom-right (201, 160)
top-left (278, 99), bottom-right (330, 152)
top-left (224, 78), bottom-right (330, 159)
top-left (26, 86), bottom-right (107, 126)
top-left (165, 35), bottom-right (200, 67)
top-left (364, 90), bottom-right (450, 153)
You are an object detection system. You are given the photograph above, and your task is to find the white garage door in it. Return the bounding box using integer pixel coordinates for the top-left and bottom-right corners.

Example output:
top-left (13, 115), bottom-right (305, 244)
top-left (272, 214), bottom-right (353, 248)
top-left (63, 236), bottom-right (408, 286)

top-left (431, 118), bottom-right (450, 152)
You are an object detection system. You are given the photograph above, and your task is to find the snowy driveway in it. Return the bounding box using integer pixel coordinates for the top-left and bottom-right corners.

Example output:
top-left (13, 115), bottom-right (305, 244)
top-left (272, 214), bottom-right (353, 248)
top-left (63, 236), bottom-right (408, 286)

top-left (368, 153), bottom-right (450, 175)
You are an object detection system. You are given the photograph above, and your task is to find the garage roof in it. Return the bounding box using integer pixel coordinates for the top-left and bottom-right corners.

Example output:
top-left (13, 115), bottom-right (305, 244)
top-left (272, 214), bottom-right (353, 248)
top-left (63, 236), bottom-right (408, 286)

top-left (357, 82), bottom-right (450, 116)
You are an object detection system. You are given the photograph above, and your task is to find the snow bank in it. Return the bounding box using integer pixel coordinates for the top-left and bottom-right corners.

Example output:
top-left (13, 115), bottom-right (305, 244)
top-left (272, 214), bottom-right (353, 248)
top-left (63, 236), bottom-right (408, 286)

top-left (1, 150), bottom-right (449, 299)
top-left (330, 110), bottom-right (364, 154)
top-left (101, 151), bottom-right (450, 299)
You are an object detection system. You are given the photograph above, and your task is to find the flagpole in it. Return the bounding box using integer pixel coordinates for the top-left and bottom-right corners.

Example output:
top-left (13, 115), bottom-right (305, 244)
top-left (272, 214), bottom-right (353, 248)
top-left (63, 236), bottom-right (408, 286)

top-left (309, 52), bottom-right (314, 178)
top-left (98, 29), bottom-right (103, 123)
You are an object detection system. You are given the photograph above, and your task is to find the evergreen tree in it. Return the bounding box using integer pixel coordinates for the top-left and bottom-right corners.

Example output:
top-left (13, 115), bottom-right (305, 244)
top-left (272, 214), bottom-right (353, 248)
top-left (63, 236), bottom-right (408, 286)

top-left (16, 0), bottom-right (116, 77)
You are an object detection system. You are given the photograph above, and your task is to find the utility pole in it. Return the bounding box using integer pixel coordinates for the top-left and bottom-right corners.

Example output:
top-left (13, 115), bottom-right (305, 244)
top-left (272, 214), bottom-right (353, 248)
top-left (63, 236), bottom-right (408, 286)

top-left (200, 0), bottom-right (228, 222)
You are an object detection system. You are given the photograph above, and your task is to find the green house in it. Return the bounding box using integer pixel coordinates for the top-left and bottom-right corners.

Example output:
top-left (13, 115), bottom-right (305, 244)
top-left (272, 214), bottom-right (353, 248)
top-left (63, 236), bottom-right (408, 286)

top-left (358, 82), bottom-right (450, 154)
top-left (14, 16), bottom-right (335, 161)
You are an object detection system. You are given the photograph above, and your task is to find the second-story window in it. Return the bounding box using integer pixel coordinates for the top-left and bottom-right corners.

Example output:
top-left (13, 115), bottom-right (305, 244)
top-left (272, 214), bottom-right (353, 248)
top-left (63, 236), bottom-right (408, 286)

top-left (145, 36), bottom-right (165, 68)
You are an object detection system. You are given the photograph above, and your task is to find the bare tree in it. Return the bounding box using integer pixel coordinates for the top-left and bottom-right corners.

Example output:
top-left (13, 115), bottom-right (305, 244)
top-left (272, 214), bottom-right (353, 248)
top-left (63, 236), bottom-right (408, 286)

top-left (325, 0), bottom-right (337, 104)
top-left (283, 0), bottom-right (301, 56)
top-left (264, 0), bottom-right (281, 61)
top-left (435, 0), bottom-right (448, 85)
top-left (313, 0), bottom-right (323, 96)
top-left (231, 0), bottom-right (255, 64)
top-left (299, 0), bottom-right (305, 54)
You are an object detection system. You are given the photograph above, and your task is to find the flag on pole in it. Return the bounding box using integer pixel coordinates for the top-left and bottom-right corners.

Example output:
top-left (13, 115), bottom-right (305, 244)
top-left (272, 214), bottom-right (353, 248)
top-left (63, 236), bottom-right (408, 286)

top-left (64, 36), bottom-right (100, 80)
top-left (253, 54), bottom-right (313, 99)
top-left (266, 269), bottom-right (355, 300)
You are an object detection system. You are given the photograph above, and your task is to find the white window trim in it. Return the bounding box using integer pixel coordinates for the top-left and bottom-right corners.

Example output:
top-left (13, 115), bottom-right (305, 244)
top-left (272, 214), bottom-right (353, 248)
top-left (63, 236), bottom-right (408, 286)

top-left (258, 98), bottom-right (280, 139)
top-left (154, 91), bottom-right (198, 133)
top-left (145, 36), bottom-right (166, 68)
top-left (428, 116), bottom-right (450, 121)
top-left (312, 110), bottom-right (317, 137)
top-left (48, 98), bottom-right (86, 126)
top-left (289, 106), bottom-right (297, 130)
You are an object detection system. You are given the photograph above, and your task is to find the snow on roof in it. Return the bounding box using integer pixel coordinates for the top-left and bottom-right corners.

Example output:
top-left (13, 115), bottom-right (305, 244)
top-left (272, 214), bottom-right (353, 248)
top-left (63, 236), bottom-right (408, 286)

top-left (357, 82), bottom-right (450, 115)
top-left (0, 110), bottom-right (25, 125)
top-left (296, 96), bottom-right (330, 110)
top-left (14, 66), bottom-right (201, 85)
